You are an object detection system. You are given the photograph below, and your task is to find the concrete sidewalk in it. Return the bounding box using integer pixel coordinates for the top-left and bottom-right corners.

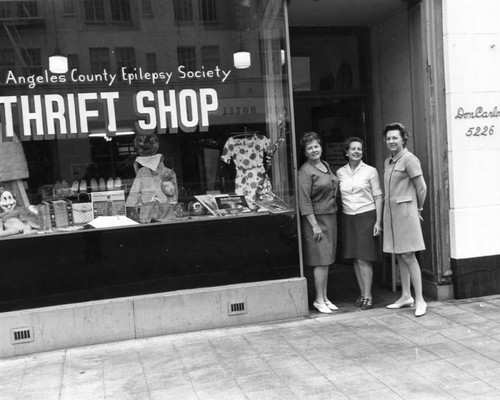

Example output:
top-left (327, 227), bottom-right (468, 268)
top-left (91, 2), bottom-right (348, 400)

top-left (1, 295), bottom-right (500, 400)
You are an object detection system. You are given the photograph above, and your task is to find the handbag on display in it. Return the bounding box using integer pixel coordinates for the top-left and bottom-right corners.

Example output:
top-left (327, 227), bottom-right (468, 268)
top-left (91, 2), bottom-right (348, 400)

top-left (72, 193), bottom-right (94, 225)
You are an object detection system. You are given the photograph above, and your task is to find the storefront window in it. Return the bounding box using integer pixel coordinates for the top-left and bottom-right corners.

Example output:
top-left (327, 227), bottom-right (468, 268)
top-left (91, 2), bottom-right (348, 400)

top-left (0, 0), bottom-right (300, 311)
top-left (0, 0), bottom-right (294, 238)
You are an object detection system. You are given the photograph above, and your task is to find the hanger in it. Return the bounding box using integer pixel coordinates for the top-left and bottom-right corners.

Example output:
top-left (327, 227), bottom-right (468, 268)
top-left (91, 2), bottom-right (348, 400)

top-left (231, 127), bottom-right (261, 138)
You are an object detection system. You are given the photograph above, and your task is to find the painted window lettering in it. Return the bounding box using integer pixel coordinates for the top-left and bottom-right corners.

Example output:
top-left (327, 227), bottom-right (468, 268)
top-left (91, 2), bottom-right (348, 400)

top-left (0, 88), bottom-right (218, 139)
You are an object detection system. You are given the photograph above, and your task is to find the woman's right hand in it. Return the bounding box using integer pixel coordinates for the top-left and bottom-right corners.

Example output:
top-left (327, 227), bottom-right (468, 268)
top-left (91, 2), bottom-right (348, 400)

top-left (312, 225), bottom-right (323, 241)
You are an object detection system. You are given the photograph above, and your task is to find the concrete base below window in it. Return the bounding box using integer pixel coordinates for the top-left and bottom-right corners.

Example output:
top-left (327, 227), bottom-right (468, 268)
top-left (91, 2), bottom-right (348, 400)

top-left (452, 255), bottom-right (500, 299)
top-left (0, 278), bottom-right (308, 358)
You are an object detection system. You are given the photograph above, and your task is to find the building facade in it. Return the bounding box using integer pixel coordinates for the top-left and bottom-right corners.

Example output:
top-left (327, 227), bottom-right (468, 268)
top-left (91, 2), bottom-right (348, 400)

top-left (442, 0), bottom-right (500, 298)
top-left (0, 0), bottom-right (307, 357)
top-left (0, 0), bottom-right (499, 357)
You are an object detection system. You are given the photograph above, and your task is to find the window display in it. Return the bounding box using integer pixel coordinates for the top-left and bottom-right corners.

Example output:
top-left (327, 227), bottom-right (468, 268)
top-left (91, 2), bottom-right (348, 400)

top-left (221, 132), bottom-right (272, 199)
top-left (0, 0), bottom-right (294, 240)
top-left (0, 187), bottom-right (38, 236)
top-left (125, 132), bottom-right (179, 220)
top-left (0, 0), bottom-right (300, 311)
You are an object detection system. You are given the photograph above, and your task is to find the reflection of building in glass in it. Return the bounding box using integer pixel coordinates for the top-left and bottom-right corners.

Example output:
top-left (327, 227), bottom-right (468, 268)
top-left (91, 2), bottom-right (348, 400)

top-left (0, 0), bottom-right (289, 203)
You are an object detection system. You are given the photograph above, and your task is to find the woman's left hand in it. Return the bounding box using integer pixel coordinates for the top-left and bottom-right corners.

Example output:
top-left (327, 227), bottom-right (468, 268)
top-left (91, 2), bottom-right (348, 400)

top-left (373, 222), bottom-right (382, 237)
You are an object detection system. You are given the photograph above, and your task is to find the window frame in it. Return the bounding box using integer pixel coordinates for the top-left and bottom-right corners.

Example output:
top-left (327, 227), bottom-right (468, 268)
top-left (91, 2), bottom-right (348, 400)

top-left (84, 0), bottom-right (106, 23)
top-left (173, 0), bottom-right (194, 23)
top-left (199, 0), bottom-right (217, 23)
top-left (62, 0), bottom-right (76, 16)
top-left (89, 47), bottom-right (111, 73)
top-left (110, 0), bottom-right (132, 23)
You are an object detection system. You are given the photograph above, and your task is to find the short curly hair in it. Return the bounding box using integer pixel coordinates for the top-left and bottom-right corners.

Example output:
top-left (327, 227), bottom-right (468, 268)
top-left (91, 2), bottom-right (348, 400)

top-left (383, 122), bottom-right (410, 147)
top-left (342, 137), bottom-right (364, 156)
top-left (299, 131), bottom-right (322, 150)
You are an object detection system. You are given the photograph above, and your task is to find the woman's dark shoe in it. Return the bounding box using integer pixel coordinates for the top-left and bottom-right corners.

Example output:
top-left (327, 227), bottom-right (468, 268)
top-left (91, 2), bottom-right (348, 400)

top-left (355, 296), bottom-right (365, 307)
top-left (361, 298), bottom-right (373, 310)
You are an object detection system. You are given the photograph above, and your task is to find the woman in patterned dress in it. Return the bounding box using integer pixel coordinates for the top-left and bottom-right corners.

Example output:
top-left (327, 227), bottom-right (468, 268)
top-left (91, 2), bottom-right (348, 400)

top-left (298, 132), bottom-right (339, 314)
top-left (382, 123), bottom-right (427, 317)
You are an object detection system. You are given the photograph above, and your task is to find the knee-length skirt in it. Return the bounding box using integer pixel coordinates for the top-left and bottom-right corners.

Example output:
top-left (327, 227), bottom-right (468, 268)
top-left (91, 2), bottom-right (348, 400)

top-left (301, 213), bottom-right (337, 267)
top-left (341, 210), bottom-right (380, 262)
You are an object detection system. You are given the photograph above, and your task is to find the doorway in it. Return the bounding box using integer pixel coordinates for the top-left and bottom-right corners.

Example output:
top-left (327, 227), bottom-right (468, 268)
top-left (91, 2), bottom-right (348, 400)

top-left (290, 27), bottom-right (372, 168)
top-left (287, 1), bottom-right (415, 310)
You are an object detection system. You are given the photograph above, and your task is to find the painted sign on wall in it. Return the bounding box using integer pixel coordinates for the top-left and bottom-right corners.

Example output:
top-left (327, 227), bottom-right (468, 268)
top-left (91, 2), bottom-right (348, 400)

top-left (454, 105), bottom-right (499, 137)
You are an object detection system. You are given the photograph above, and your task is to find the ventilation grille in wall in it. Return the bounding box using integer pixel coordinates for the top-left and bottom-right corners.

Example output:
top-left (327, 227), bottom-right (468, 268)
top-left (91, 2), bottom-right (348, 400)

top-left (228, 300), bottom-right (247, 315)
top-left (11, 327), bottom-right (34, 344)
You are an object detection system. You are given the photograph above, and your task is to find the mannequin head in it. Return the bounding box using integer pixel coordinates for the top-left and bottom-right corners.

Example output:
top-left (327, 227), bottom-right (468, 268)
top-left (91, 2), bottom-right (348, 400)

top-left (160, 171), bottom-right (177, 198)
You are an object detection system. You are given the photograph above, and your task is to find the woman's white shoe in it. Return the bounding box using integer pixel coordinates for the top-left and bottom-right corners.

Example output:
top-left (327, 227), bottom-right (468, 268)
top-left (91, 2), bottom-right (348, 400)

top-left (313, 301), bottom-right (332, 314)
top-left (386, 297), bottom-right (414, 309)
top-left (415, 302), bottom-right (427, 317)
top-left (324, 300), bottom-right (338, 311)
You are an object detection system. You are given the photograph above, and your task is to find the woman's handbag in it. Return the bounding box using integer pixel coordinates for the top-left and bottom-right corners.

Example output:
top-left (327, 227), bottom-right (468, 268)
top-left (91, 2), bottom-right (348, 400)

top-left (72, 193), bottom-right (94, 225)
top-left (72, 202), bottom-right (94, 225)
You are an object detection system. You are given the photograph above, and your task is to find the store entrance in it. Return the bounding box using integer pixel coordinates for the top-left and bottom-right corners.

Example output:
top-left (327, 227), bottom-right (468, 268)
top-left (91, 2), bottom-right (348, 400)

top-left (288, 1), bottom-right (411, 309)
top-left (290, 26), bottom-right (372, 167)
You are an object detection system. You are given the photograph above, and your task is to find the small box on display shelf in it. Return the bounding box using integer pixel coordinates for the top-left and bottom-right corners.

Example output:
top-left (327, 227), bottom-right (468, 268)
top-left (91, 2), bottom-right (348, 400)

top-left (194, 194), bottom-right (263, 216)
top-left (214, 195), bottom-right (253, 216)
top-left (91, 190), bottom-right (126, 218)
top-left (37, 203), bottom-right (52, 232)
top-left (38, 199), bottom-right (74, 229)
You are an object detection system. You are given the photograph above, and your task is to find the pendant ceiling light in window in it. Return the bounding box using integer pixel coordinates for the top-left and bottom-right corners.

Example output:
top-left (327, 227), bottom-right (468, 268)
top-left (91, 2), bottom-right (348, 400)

top-left (233, 50), bottom-right (251, 69)
top-left (49, 50), bottom-right (68, 74)
top-left (233, 2), bottom-right (251, 69)
top-left (48, 0), bottom-right (68, 74)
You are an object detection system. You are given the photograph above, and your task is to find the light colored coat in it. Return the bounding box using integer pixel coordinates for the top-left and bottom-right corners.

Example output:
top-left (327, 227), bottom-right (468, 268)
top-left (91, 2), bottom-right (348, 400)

top-left (383, 149), bottom-right (425, 253)
top-left (125, 154), bottom-right (178, 207)
top-left (0, 135), bottom-right (29, 182)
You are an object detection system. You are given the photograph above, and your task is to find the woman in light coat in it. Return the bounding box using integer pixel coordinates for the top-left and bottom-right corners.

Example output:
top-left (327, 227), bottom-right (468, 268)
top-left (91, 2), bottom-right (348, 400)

top-left (382, 122), bottom-right (427, 317)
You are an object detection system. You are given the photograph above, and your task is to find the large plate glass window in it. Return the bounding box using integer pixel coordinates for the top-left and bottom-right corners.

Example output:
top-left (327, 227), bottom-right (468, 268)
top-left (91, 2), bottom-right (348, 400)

top-left (0, 0), bottom-right (294, 238)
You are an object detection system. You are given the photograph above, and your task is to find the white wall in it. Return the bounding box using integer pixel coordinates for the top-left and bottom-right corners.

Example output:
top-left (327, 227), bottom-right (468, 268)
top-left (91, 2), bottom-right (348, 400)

top-left (443, 0), bottom-right (500, 259)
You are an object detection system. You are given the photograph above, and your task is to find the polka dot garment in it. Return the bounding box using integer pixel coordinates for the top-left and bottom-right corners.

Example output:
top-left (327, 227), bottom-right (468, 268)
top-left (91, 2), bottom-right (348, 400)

top-left (221, 134), bottom-right (272, 200)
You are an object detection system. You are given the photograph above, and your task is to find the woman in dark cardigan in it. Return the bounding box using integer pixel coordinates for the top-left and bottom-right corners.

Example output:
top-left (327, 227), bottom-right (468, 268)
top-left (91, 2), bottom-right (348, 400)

top-left (298, 132), bottom-right (339, 314)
